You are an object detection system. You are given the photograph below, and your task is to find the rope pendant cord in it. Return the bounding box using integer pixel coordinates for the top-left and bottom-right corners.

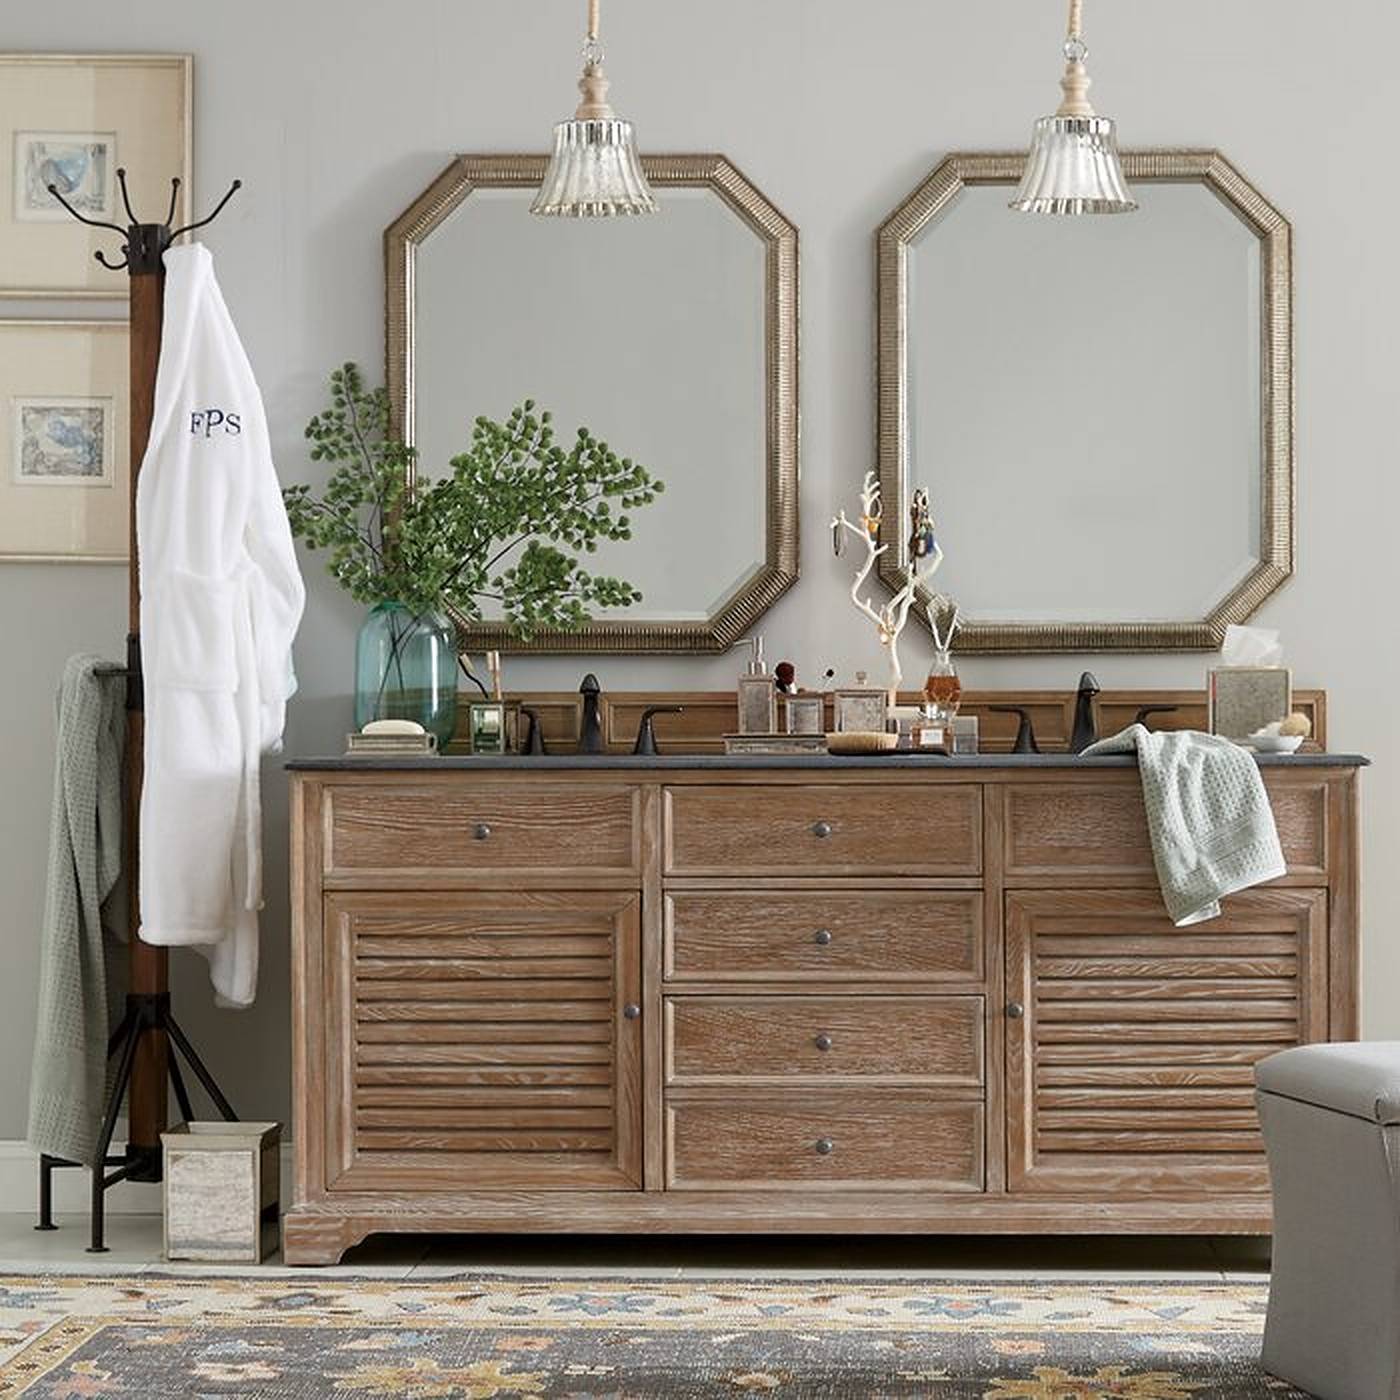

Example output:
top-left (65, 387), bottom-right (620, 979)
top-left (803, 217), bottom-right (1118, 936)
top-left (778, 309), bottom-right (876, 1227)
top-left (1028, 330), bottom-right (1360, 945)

top-left (1057, 0), bottom-right (1096, 117)
top-left (576, 0), bottom-right (614, 118)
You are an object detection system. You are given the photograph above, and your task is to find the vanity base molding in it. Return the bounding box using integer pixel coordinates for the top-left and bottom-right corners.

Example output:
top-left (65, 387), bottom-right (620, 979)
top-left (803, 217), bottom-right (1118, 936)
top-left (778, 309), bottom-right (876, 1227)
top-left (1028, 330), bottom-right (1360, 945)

top-left (283, 1196), bottom-right (1277, 1268)
top-left (286, 757), bottom-right (1362, 1266)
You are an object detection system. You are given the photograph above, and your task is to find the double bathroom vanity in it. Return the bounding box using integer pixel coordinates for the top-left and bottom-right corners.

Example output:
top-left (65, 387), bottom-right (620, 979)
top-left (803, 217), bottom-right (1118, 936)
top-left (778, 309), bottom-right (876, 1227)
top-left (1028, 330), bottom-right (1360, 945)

top-left (274, 108), bottom-right (1338, 1268)
top-left (283, 746), bottom-right (1363, 1264)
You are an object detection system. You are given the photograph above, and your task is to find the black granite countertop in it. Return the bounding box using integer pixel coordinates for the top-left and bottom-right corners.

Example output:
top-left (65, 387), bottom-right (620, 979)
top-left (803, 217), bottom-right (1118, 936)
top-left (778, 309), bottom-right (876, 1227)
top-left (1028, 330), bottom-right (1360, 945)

top-left (287, 751), bottom-right (1369, 772)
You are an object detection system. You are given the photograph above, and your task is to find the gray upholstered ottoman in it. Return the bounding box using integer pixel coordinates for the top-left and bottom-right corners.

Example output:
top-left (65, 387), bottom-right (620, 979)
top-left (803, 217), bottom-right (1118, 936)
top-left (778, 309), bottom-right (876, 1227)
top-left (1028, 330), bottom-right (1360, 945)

top-left (1256, 1042), bottom-right (1400, 1400)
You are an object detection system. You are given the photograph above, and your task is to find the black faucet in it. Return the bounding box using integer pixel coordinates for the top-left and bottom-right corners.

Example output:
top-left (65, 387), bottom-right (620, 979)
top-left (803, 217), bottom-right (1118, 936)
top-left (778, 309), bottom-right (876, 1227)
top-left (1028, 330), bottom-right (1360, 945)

top-left (579, 674), bottom-right (604, 754)
top-left (1069, 671), bottom-right (1101, 754)
top-left (633, 705), bottom-right (684, 756)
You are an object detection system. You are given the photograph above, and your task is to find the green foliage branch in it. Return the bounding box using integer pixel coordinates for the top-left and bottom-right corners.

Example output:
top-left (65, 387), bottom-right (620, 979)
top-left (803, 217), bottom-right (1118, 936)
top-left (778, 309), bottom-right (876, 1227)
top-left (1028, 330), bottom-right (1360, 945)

top-left (282, 363), bottom-right (664, 640)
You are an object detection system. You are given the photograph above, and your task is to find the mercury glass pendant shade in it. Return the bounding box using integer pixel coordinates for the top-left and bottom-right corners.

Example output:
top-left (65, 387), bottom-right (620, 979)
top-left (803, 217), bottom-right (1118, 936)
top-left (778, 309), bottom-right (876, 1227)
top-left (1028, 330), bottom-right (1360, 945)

top-left (532, 115), bottom-right (657, 218)
top-left (1010, 114), bottom-right (1136, 215)
top-left (1010, 4), bottom-right (1136, 217)
top-left (532, 2), bottom-right (657, 219)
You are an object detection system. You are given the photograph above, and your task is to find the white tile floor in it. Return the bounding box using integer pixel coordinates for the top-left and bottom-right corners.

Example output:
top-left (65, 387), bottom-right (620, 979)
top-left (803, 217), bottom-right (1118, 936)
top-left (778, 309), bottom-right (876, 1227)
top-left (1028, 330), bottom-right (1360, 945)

top-left (0, 1213), bottom-right (1271, 1282)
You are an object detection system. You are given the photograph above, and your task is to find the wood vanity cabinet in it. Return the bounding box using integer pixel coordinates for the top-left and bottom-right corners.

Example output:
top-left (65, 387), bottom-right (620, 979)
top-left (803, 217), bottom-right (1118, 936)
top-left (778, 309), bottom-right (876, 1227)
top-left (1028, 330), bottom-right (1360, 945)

top-left (284, 757), bottom-right (1363, 1265)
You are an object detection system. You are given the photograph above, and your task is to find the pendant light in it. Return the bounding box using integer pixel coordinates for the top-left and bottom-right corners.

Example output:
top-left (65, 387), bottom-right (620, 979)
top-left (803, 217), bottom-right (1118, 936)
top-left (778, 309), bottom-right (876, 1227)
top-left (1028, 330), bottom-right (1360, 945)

top-left (1010, 0), bottom-right (1137, 216)
top-left (532, 0), bottom-right (658, 218)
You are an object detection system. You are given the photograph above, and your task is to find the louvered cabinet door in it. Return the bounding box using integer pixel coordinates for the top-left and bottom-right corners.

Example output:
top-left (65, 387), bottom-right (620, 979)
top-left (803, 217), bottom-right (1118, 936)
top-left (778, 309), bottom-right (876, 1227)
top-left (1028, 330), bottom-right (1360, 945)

top-left (1006, 889), bottom-right (1328, 1194)
top-left (321, 891), bottom-right (642, 1192)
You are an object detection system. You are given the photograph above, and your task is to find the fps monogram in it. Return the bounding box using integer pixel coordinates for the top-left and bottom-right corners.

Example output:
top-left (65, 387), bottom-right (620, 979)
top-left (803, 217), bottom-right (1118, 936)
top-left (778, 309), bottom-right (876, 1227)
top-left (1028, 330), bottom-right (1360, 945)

top-left (190, 408), bottom-right (242, 436)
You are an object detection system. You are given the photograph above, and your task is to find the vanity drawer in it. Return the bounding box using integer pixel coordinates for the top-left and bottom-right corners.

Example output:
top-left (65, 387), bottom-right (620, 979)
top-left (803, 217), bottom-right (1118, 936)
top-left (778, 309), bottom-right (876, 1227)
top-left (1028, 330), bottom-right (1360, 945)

top-left (664, 784), bottom-right (982, 877)
top-left (665, 995), bottom-right (984, 1087)
top-left (665, 890), bottom-right (983, 984)
top-left (1003, 776), bottom-right (1328, 880)
top-left (665, 1094), bottom-right (984, 1191)
top-left (324, 783), bottom-right (639, 878)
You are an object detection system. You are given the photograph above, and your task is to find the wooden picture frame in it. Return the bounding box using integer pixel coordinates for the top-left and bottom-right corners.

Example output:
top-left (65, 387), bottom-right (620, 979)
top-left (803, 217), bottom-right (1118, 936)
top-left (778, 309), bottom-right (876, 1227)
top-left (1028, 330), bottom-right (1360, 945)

top-left (0, 320), bottom-right (129, 562)
top-left (0, 53), bottom-right (191, 297)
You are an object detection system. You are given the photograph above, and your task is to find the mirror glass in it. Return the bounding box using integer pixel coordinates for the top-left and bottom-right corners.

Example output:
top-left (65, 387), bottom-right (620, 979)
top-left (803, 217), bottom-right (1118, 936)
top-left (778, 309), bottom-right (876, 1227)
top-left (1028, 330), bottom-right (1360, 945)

top-left (393, 158), bottom-right (799, 651)
top-left (911, 184), bottom-right (1259, 623)
top-left (879, 152), bottom-right (1292, 652)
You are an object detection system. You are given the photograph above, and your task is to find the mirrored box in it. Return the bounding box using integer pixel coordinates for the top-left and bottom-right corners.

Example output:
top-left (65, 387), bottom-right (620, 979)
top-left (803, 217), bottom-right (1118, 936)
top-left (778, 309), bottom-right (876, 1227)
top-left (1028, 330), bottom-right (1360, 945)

top-left (785, 694), bottom-right (824, 735)
top-left (1208, 666), bottom-right (1292, 741)
top-left (468, 701), bottom-right (507, 754)
top-left (832, 688), bottom-right (888, 734)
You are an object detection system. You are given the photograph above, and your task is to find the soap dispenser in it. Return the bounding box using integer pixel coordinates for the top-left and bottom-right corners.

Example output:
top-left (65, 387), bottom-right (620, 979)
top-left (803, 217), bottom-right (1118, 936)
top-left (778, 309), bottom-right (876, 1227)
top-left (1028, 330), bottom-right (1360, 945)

top-left (736, 635), bottom-right (778, 735)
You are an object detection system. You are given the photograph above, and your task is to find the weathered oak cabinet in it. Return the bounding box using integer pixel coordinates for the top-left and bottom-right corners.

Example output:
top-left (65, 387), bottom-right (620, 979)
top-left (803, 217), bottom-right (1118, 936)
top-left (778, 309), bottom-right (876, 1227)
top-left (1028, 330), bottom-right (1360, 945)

top-left (284, 753), bottom-right (1363, 1265)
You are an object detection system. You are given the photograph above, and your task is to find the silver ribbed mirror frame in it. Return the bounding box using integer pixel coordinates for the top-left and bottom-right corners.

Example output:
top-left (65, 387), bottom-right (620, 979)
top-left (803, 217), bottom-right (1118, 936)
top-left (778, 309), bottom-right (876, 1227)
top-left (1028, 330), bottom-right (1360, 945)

top-left (876, 148), bottom-right (1294, 654)
top-left (386, 153), bottom-right (799, 654)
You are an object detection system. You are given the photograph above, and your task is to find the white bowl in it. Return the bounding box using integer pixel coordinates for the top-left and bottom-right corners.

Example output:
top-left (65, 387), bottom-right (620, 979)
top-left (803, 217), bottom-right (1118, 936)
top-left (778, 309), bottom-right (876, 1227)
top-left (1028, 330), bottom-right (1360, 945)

top-left (1248, 733), bottom-right (1304, 754)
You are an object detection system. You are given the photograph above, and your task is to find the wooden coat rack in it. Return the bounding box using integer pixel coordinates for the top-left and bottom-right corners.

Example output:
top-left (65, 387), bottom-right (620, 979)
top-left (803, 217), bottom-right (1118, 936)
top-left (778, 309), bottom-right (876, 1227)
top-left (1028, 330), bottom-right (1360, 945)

top-left (36, 169), bottom-right (243, 1252)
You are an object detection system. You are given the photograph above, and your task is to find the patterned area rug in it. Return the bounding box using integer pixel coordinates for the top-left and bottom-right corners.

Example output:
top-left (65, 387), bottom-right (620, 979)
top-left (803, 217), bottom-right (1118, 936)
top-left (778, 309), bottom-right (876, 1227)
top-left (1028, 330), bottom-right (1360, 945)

top-left (0, 1274), bottom-right (1296, 1398)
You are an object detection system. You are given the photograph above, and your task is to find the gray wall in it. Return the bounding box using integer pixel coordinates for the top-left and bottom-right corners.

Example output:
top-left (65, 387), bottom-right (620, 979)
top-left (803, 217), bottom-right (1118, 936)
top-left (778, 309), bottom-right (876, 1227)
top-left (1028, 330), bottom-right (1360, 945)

top-left (1, 0), bottom-right (1395, 1137)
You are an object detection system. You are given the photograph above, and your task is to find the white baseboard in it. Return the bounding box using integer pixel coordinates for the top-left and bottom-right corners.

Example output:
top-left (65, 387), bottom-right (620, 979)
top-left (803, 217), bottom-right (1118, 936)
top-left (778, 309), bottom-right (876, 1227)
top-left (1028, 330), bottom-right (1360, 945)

top-left (0, 1133), bottom-right (295, 1217)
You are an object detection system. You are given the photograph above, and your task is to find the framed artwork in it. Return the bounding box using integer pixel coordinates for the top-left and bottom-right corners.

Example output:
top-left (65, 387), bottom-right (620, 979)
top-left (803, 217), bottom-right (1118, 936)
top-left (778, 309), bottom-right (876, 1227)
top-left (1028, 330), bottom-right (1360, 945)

top-left (0, 321), bottom-right (129, 562)
top-left (0, 54), bottom-right (191, 297)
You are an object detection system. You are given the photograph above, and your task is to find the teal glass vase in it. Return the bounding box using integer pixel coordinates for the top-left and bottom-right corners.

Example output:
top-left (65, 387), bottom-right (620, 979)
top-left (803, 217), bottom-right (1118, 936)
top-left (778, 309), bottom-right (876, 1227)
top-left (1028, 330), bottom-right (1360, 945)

top-left (354, 601), bottom-right (456, 749)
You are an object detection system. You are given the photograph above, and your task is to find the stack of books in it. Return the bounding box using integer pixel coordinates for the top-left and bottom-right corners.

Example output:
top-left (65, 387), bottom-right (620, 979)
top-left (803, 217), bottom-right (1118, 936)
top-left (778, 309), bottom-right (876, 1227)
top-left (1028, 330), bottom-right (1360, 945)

top-left (343, 731), bottom-right (437, 758)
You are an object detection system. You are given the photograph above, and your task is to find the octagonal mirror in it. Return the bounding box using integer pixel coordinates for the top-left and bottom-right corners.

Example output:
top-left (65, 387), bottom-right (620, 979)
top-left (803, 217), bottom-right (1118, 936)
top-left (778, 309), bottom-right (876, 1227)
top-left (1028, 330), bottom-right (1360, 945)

top-left (876, 150), bottom-right (1293, 652)
top-left (387, 154), bottom-right (798, 653)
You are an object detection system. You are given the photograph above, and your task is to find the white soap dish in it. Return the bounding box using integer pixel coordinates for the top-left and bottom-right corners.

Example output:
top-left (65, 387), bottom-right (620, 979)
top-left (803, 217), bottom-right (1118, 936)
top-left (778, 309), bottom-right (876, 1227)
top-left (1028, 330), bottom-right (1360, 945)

top-left (1247, 733), bottom-right (1304, 754)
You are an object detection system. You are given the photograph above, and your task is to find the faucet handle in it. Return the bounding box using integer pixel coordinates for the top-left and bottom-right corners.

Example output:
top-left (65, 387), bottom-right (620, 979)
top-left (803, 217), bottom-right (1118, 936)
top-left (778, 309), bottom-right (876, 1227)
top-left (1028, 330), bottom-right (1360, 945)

top-left (989, 705), bottom-right (1041, 755)
top-left (633, 705), bottom-right (684, 756)
top-left (1133, 704), bottom-right (1179, 731)
top-left (519, 706), bottom-right (546, 755)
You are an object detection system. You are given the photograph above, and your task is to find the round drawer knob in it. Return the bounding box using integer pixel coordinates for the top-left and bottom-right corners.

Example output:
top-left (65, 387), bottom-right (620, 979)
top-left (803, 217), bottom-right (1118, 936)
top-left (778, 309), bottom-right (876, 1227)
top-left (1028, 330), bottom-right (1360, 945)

top-left (623, 1004), bottom-right (641, 1021)
top-left (812, 821), bottom-right (834, 839)
top-left (1006, 1002), bottom-right (1025, 1020)
top-left (813, 929), bottom-right (833, 947)
top-left (814, 1033), bottom-right (834, 1052)
top-left (814, 1137), bottom-right (835, 1156)
top-left (473, 823), bottom-right (491, 841)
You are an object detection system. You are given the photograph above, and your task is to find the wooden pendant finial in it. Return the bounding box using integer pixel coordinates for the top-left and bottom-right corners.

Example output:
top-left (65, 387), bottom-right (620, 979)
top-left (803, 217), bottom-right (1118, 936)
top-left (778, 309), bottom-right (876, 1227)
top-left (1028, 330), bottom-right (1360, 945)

top-left (1056, 0), bottom-right (1097, 117)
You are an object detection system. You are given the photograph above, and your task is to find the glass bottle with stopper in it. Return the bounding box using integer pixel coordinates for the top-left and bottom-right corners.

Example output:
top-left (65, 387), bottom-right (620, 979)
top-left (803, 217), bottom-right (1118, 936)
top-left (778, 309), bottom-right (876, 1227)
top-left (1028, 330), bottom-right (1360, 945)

top-left (923, 601), bottom-right (962, 724)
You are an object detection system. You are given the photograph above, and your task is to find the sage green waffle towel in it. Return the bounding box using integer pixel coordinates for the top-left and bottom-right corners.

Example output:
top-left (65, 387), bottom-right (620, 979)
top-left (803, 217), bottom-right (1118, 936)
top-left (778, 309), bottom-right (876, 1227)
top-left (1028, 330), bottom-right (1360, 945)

top-left (26, 656), bottom-right (126, 1167)
top-left (1082, 724), bottom-right (1286, 926)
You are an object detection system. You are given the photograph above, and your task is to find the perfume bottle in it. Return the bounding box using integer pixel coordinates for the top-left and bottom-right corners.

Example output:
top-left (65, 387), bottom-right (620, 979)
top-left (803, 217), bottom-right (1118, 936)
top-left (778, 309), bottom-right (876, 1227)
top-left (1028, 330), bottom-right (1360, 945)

top-left (923, 648), bottom-right (961, 723)
top-left (923, 601), bottom-right (962, 724)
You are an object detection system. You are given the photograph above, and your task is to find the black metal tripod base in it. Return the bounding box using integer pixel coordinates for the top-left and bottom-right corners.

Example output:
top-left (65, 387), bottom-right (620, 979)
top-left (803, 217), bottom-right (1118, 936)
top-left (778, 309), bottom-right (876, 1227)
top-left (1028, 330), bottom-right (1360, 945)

top-left (35, 992), bottom-right (237, 1253)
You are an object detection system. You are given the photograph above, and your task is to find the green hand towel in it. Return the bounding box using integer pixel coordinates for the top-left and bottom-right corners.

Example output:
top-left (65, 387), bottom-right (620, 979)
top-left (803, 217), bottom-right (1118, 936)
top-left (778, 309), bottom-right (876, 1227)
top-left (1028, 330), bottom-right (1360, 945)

top-left (26, 655), bottom-right (126, 1167)
top-left (1082, 724), bottom-right (1286, 926)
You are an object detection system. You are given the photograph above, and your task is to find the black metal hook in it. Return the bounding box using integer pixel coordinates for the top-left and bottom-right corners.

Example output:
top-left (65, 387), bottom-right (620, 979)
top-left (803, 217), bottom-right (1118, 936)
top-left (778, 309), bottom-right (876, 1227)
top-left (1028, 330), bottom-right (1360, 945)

top-left (169, 179), bottom-right (242, 242)
top-left (44, 182), bottom-right (126, 236)
top-left (44, 169), bottom-right (242, 276)
top-left (116, 167), bottom-right (138, 226)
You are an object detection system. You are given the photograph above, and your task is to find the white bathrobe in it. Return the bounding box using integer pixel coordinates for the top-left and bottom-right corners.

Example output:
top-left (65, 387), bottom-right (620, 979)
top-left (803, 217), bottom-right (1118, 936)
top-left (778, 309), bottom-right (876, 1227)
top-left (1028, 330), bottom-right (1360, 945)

top-left (136, 243), bottom-right (304, 1007)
